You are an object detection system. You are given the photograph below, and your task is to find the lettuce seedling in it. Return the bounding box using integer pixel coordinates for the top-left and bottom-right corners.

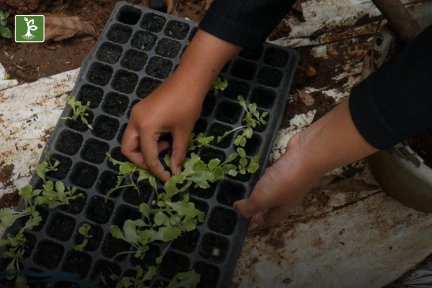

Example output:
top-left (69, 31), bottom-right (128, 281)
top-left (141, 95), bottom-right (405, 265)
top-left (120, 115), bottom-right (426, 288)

top-left (61, 95), bottom-right (93, 130)
top-left (167, 270), bottom-right (201, 288)
top-left (188, 133), bottom-right (214, 152)
top-left (74, 224), bottom-right (92, 252)
top-left (117, 266), bottom-right (157, 288)
top-left (0, 10), bottom-right (11, 39)
top-left (210, 76), bottom-right (228, 95)
top-left (34, 180), bottom-right (84, 209)
top-left (35, 149), bottom-right (60, 182)
top-left (0, 231), bottom-right (26, 279)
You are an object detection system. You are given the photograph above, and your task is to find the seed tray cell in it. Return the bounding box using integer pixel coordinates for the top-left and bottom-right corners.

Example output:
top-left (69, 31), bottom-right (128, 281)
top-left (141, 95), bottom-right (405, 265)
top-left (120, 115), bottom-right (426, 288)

top-left (0, 2), bottom-right (299, 287)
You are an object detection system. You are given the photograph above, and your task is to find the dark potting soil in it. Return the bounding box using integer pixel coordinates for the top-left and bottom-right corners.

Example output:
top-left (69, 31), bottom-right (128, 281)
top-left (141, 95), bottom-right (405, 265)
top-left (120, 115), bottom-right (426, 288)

top-left (239, 47), bottom-right (264, 61)
top-left (171, 229), bottom-right (200, 253)
top-left (91, 260), bottom-right (121, 288)
top-left (216, 180), bottom-right (245, 207)
top-left (201, 94), bottom-right (216, 117)
top-left (97, 171), bottom-right (120, 197)
top-left (93, 116), bottom-right (120, 140)
top-left (250, 86), bottom-right (276, 109)
top-left (74, 223), bottom-right (104, 252)
top-left (193, 118), bottom-right (207, 135)
top-left (86, 196), bottom-right (114, 224)
top-left (145, 56), bottom-right (173, 79)
top-left (65, 110), bottom-right (94, 132)
top-left (141, 13), bottom-right (166, 33)
top-left (112, 70), bottom-right (138, 94)
top-left (97, 42), bottom-right (122, 64)
top-left (70, 162), bottom-right (99, 189)
top-left (89, 64), bottom-right (112, 86)
top-left (200, 148), bottom-right (226, 164)
top-left (159, 251), bottom-right (190, 279)
top-left (231, 59), bottom-right (257, 81)
top-left (130, 244), bottom-right (161, 267)
top-left (112, 205), bottom-right (142, 226)
top-left (155, 38), bottom-right (181, 58)
top-left (33, 240), bottom-right (64, 269)
top-left (102, 233), bottom-right (131, 261)
top-left (199, 233), bottom-right (230, 263)
top-left (103, 93), bottom-right (129, 117)
top-left (60, 190), bottom-right (87, 215)
top-left (123, 183), bottom-right (153, 206)
top-left (409, 128), bottom-right (432, 168)
top-left (215, 101), bottom-right (243, 124)
top-left (136, 77), bottom-right (162, 99)
top-left (55, 130), bottom-right (83, 156)
top-left (189, 183), bottom-right (216, 199)
top-left (164, 20), bottom-right (190, 40)
top-left (257, 67), bottom-right (283, 87)
top-left (107, 24), bottom-right (132, 44)
top-left (121, 49), bottom-right (148, 71)
top-left (46, 213), bottom-right (76, 241)
top-left (222, 79), bottom-right (249, 101)
top-left (81, 139), bottom-right (109, 164)
top-left (264, 47), bottom-right (289, 67)
top-left (77, 84), bottom-right (104, 109)
top-left (193, 261), bottom-right (220, 288)
top-left (107, 147), bottom-right (128, 170)
top-left (208, 123), bottom-right (234, 149)
top-left (62, 250), bottom-right (93, 279)
top-left (46, 154), bottom-right (72, 180)
top-left (117, 6), bottom-right (141, 25)
top-left (131, 30), bottom-right (157, 51)
top-left (22, 232), bottom-right (37, 259)
top-left (208, 207), bottom-right (237, 235)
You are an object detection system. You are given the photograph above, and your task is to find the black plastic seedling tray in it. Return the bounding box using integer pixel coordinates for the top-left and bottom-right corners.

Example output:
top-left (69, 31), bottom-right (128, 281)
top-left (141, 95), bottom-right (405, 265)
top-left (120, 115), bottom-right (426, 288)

top-left (1, 2), bottom-right (299, 287)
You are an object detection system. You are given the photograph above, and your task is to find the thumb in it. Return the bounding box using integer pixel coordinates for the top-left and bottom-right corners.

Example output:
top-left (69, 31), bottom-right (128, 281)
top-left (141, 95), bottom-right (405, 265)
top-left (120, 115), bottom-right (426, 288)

top-left (170, 130), bottom-right (191, 175)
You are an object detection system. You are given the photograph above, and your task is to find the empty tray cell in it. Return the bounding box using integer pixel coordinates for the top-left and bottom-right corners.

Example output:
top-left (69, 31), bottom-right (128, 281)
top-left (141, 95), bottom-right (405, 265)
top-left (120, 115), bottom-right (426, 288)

top-left (123, 182), bottom-right (154, 206)
top-left (164, 20), bottom-right (189, 40)
top-left (193, 261), bottom-right (220, 288)
top-left (70, 162), bottom-right (98, 189)
top-left (46, 154), bottom-right (72, 180)
top-left (215, 100), bottom-right (242, 124)
top-left (112, 205), bottom-right (142, 226)
top-left (117, 123), bottom-right (127, 144)
top-left (74, 222), bottom-right (104, 252)
top-left (217, 180), bottom-right (246, 206)
top-left (202, 94), bottom-right (216, 116)
top-left (136, 77), bottom-right (162, 99)
top-left (107, 24), bottom-right (132, 44)
top-left (117, 5), bottom-right (142, 25)
top-left (189, 182), bottom-right (216, 199)
top-left (62, 250), bottom-right (92, 278)
top-left (155, 38), bottom-right (181, 58)
top-left (55, 130), bottom-right (83, 155)
top-left (102, 233), bottom-right (131, 261)
top-left (130, 244), bottom-right (160, 267)
top-left (160, 251), bottom-right (190, 279)
top-left (264, 47), bottom-right (289, 67)
top-left (97, 170), bottom-right (121, 197)
top-left (33, 240), bottom-right (64, 269)
top-left (199, 233), bottom-right (229, 263)
top-left (193, 117), bottom-right (207, 135)
top-left (200, 148), bottom-right (226, 164)
top-left (223, 79), bottom-right (249, 101)
top-left (231, 59), bottom-right (257, 80)
top-left (88, 63), bottom-right (113, 86)
top-left (97, 42), bottom-right (122, 64)
top-left (93, 115), bottom-right (120, 140)
top-left (171, 229), bottom-right (199, 253)
top-left (108, 147), bottom-right (129, 170)
top-left (257, 66), bottom-right (283, 87)
top-left (47, 213), bottom-right (76, 241)
top-left (237, 133), bottom-right (261, 156)
top-left (208, 207), bottom-right (237, 235)
top-left (131, 30), bottom-right (157, 51)
top-left (146, 56), bottom-right (173, 79)
top-left (77, 84), bottom-right (103, 109)
top-left (81, 138), bottom-right (109, 164)
top-left (103, 92), bottom-right (129, 117)
top-left (86, 196), bottom-right (114, 224)
top-left (91, 260), bottom-right (121, 288)
top-left (250, 86), bottom-right (276, 109)
top-left (141, 13), bottom-right (166, 32)
top-left (112, 70), bottom-right (138, 94)
top-left (239, 46), bottom-right (264, 61)
top-left (188, 26), bottom-right (198, 41)
top-left (121, 49), bottom-right (148, 71)
top-left (60, 190), bottom-right (87, 215)
top-left (65, 109), bottom-right (94, 132)
top-left (208, 122), bottom-right (234, 149)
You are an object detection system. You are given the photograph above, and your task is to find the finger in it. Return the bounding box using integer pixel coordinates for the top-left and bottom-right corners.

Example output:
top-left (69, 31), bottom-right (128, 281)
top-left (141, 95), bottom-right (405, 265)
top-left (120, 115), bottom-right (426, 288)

top-left (158, 141), bottom-right (171, 153)
top-left (121, 124), bottom-right (145, 167)
top-left (252, 203), bottom-right (292, 226)
top-left (140, 131), bottom-right (170, 182)
top-left (170, 129), bottom-right (191, 175)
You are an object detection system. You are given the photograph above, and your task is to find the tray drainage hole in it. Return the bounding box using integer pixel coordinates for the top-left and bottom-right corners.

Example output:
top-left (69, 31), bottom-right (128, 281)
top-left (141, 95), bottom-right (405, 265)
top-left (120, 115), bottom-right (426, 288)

top-left (136, 77), bottom-right (162, 99)
top-left (201, 94), bottom-right (215, 116)
top-left (103, 92), bottom-right (129, 117)
top-left (45, 154), bottom-right (72, 180)
top-left (70, 162), bottom-right (98, 189)
top-left (193, 261), bottom-right (221, 287)
top-left (131, 30), bottom-right (157, 51)
top-left (156, 38), bottom-right (181, 58)
top-left (55, 130), bottom-right (83, 156)
top-left (123, 182), bottom-right (153, 206)
top-left (74, 222), bottom-right (103, 252)
top-left (217, 180), bottom-right (246, 206)
top-left (239, 46), bottom-right (264, 61)
top-left (193, 117), bottom-right (207, 135)
top-left (33, 240), bottom-right (64, 269)
top-left (236, 132), bottom-right (262, 156)
top-left (257, 66), bottom-right (283, 87)
top-left (61, 250), bottom-right (92, 279)
top-left (81, 138), bottom-right (109, 164)
top-left (171, 229), bottom-right (200, 253)
top-left (208, 206), bottom-right (237, 235)
top-left (86, 196), bottom-right (114, 224)
top-left (97, 42), bottom-right (122, 64)
top-left (107, 23), bottom-right (132, 44)
top-left (223, 79), bottom-right (249, 100)
top-left (97, 170), bottom-right (121, 197)
top-left (121, 49), bottom-right (148, 71)
top-left (160, 251), bottom-right (190, 279)
top-left (251, 86), bottom-right (276, 109)
top-left (200, 147), bottom-right (226, 164)
top-left (231, 59), bottom-right (257, 80)
top-left (208, 123), bottom-right (234, 149)
top-left (117, 5), bottom-right (142, 25)
top-left (141, 13), bottom-right (166, 33)
top-left (93, 115), bottom-right (120, 140)
top-left (112, 70), bottom-right (138, 94)
top-left (199, 233), bottom-right (229, 263)
top-left (60, 190), bottom-right (87, 215)
top-left (88, 63), bottom-right (113, 86)
top-left (102, 233), bottom-right (132, 261)
top-left (65, 109), bottom-right (94, 132)
top-left (189, 182), bottom-right (217, 199)
top-left (215, 100), bottom-right (243, 124)
top-left (91, 260), bottom-right (121, 288)
top-left (146, 56), bottom-right (173, 79)
top-left (77, 84), bottom-right (103, 109)
top-left (107, 147), bottom-right (128, 170)
top-left (47, 213), bottom-right (76, 241)
top-left (264, 47), bottom-right (289, 67)
top-left (164, 20), bottom-right (190, 40)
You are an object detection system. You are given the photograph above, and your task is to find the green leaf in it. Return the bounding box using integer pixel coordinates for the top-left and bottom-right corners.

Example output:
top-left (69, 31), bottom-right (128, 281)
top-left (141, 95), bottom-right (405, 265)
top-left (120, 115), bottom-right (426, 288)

top-left (149, 176), bottom-right (157, 191)
top-left (207, 158), bottom-right (220, 172)
top-left (237, 95), bottom-right (247, 110)
top-left (237, 148), bottom-right (246, 158)
top-left (210, 77), bottom-right (228, 95)
top-left (239, 158), bottom-right (248, 168)
top-left (154, 211), bottom-right (169, 226)
top-left (0, 26), bottom-right (11, 39)
top-left (244, 127), bottom-right (253, 139)
top-left (164, 154), bottom-right (171, 168)
top-left (139, 203), bottom-right (150, 219)
top-left (167, 270), bottom-right (201, 288)
top-left (19, 185), bottom-right (33, 202)
top-left (247, 157), bottom-right (260, 174)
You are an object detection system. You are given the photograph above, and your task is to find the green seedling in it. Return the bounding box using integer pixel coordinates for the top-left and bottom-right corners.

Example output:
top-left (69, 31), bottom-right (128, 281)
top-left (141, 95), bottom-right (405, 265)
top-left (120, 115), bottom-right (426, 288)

top-left (0, 10), bottom-right (11, 39)
top-left (74, 224), bottom-right (92, 251)
top-left (35, 149), bottom-right (60, 182)
top-left (0, 231), bottom-right (26, 280)
top-left (117, 266), bottom-right (157, 288)
top-left (188, 133), bottom-right (214, 152)
top-left (210, 76), bottom-right (228, 95)
top-left (34, 180), bottom-right (84, 209)
top-left (167, 270), bottom-right (201, 288)
top-left (61, 95), bottom-right (93, 130)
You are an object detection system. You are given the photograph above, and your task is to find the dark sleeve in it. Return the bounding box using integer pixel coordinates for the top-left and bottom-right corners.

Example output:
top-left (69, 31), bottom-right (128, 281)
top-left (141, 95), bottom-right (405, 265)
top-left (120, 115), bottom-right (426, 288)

top-left (350, 25), bottom-right (432, 150)
top-left (199, 0), bottom-right (296, 49)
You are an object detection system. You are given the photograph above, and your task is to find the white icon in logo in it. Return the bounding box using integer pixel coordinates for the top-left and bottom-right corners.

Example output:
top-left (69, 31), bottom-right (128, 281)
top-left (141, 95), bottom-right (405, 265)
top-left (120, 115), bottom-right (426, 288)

top-left (22, 17), bottom-right (38, 40)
